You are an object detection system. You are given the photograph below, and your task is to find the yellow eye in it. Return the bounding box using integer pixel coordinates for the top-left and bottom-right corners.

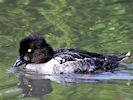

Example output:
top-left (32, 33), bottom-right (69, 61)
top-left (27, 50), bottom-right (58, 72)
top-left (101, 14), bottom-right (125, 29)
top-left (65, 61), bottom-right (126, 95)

top-left (28, 49), bottom-right (32, 53)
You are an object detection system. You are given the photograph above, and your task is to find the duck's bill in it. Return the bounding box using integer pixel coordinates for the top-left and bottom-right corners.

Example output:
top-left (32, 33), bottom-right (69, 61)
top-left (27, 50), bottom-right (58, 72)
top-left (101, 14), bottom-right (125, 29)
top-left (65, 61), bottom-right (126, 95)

top-left (12, 57), bottom-right (27, 68)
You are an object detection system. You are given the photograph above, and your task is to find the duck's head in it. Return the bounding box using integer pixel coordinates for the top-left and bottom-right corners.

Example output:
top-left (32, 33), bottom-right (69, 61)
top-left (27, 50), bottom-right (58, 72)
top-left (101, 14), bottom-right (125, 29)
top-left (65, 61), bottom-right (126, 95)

top-left (12, 35), bottom-right (54, 68)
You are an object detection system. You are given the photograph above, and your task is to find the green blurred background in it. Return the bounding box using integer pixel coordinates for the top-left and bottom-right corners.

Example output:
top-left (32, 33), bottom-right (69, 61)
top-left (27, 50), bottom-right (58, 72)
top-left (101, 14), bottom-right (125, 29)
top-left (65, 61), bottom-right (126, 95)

top-left (0, 0), bottom-right (133, 100)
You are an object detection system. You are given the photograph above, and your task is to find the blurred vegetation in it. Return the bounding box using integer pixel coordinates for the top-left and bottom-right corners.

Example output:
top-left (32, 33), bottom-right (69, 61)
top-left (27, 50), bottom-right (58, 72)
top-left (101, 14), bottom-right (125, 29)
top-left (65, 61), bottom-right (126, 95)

top-left (0, 0), bottom-right (133, 100)
top-left (0, 0), bottom-right (132, 53)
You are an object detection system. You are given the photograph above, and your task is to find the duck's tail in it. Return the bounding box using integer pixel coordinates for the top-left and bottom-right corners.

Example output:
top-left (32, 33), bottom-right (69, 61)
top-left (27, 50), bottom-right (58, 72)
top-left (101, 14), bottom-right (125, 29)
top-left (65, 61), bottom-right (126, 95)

top-left (118, 51), bottom-right (131, 62)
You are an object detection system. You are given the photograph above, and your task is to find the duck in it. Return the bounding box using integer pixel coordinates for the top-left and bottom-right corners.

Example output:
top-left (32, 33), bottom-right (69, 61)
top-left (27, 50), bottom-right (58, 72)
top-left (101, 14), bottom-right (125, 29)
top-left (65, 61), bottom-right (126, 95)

top-left (11, 35), bottom-right (131, 74)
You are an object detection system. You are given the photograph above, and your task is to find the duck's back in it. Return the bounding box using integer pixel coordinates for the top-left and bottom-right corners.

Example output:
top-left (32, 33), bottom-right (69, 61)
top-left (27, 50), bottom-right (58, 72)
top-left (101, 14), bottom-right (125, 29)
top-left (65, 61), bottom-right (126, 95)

top-left (54, 48), bottom-right (106, 61)
top-left (54, 48), bottom-right (130, 72)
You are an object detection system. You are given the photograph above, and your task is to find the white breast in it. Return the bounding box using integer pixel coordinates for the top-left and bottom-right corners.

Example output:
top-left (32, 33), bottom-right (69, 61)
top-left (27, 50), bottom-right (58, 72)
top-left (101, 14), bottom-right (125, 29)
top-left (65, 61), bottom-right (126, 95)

top-left (25, 57), bottom-right (60, 74)
top-left (25, 57), bottom-right (93, 74)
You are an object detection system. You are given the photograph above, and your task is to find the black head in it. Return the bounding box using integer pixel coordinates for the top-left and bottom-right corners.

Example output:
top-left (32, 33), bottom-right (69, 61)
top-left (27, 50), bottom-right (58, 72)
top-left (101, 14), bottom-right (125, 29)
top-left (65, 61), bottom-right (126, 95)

top-left (12, 35), bottom-right (54, 68)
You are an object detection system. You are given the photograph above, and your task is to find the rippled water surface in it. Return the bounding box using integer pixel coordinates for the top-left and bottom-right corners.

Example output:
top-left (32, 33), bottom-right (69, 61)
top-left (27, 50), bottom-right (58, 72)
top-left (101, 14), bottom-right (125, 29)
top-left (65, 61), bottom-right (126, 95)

top-left (0, 0), bottom-right (133, 100)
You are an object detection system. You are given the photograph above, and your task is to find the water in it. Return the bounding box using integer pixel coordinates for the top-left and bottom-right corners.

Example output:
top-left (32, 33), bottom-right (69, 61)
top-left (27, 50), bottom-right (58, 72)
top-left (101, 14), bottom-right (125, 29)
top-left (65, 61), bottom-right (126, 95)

top-left (4, 66), bottom-right (133, 100)
top-left (0, 0), bottom-right (133, 100)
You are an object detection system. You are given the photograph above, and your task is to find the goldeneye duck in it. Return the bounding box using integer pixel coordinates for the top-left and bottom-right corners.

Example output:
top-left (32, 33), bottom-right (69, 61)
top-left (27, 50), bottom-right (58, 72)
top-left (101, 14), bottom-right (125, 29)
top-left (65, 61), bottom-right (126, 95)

top-left (11, 35), bottom-right (131, 74)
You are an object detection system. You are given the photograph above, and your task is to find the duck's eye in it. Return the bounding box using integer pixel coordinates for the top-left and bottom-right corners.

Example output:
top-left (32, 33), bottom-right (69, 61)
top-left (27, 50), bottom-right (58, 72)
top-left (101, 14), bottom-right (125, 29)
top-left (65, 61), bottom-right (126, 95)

top-left (28, 49), bottom-right (32, 53)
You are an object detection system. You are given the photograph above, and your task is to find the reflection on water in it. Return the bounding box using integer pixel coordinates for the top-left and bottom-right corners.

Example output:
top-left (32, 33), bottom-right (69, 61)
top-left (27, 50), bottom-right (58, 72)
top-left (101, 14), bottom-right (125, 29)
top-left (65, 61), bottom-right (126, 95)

top-left (15, 63), bottom-right (133, 99)
top-left (18, 73), bottom-right (52, 99)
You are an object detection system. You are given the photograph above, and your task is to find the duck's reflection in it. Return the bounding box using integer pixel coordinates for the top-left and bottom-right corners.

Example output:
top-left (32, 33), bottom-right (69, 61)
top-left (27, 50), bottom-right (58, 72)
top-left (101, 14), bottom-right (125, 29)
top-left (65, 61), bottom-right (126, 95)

top-left (18, 70), bottom-right (101, 99)
top-left (17, 72), bottom-right (86, 99)
top-left (16, 63), bottom-right (133, 99)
